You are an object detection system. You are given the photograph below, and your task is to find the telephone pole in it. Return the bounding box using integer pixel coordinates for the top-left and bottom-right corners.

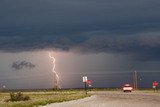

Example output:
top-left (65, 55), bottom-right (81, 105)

top-left (133, 71), bottom-right (138, 90)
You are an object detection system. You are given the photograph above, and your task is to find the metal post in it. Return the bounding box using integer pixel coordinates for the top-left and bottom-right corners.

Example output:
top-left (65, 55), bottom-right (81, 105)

top-left (85, 82), bottom-right (87, 95)
top-left (133, 72), bottom-right (135, 90)
top-left (133, 71), bottom-right (138, 90)
top-left (135, 71), bottom-right (138, 90)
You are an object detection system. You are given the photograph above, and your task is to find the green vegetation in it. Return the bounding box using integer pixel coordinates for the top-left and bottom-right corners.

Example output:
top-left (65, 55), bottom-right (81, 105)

top-left (0, 90), bottom-right (90, 107)
top-left (6, 92), bottom-right (30, 102)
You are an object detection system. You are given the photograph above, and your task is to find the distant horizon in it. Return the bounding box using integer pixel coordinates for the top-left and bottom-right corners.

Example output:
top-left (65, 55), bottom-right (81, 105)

top-left (0, 69), bottom-right (159, 89)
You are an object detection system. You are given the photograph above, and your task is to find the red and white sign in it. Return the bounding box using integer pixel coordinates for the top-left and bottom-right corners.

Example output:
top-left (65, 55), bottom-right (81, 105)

top-left (87, 80), bottom-right (92, 85)
top-left (153, 81), bottom-right (158, 87)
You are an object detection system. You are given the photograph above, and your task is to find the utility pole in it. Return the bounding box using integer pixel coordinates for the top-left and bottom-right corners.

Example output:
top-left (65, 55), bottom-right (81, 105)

top-left (133, 71), bottom-right (138, 90)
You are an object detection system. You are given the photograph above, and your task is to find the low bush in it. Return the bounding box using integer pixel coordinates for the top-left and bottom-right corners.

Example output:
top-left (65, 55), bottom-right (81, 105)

top-left (7, 92), bottom-right (30, 102)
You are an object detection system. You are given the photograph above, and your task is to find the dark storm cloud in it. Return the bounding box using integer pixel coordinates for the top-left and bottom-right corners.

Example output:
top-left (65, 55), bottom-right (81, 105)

top-left (12, 61), bottom-right (35, 70)
top-left (0, 0), bottom-right (160, 60)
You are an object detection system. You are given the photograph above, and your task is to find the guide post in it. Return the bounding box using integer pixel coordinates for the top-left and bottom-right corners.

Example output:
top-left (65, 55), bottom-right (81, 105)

top-left (83, 76), bottom-right (88, 95)
top-left (153, 81), bottom-right (159, 92)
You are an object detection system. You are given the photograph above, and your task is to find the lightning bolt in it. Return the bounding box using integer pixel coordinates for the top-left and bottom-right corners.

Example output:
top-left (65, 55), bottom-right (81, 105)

top-left (48, 52), bottom-right (60, 89)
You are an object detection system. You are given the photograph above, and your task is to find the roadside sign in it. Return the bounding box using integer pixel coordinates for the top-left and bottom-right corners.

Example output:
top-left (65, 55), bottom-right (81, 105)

top-left (153, 81), bottom-right (158, 87)
top-left (152, 81), bottom-right (159, 93)
top-left (87, 80), bottom-right (92, 85)
top-left (82, 76), bottom-right (88, 95)
top-left (83, 76), bottom-right (88, 82)
top-left (88, 84), bottom-right (92, 87)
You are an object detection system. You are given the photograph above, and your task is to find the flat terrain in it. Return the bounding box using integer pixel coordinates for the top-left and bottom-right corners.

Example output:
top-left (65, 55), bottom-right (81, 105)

top-left (0, 90), bottom-right (88, 107)
top-left (42, 91), bottom-right (160, 107)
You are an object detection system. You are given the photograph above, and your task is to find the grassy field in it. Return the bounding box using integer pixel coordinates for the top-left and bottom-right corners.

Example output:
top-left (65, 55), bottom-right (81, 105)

top-left (0, 88), bottom-right (158, 107)
top-left (0, 90), bottom-right (90, 107)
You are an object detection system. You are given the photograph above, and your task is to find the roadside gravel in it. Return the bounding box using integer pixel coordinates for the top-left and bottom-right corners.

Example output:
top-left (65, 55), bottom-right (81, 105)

top-left (42, 91), bottom-right (160, 107)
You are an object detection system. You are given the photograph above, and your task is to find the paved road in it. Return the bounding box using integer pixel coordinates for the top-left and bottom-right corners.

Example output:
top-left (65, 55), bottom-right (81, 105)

top-left (42, 91), bottom-right (160, 107)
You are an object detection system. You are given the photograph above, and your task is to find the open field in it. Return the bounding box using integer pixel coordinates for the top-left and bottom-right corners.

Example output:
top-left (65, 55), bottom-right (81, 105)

top-left (0, 89), bottom-right (160, 107)
top-left (0, 90), bottom-right (89, 107)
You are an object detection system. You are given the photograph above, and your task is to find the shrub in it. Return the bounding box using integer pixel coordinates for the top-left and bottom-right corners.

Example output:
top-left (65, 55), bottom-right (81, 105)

top-left (8, 92), bottom-right (30, 102)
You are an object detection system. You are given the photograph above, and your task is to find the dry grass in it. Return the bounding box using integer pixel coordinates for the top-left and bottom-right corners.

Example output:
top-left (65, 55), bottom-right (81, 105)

top-left (0, 90), bottom-right (90, 107)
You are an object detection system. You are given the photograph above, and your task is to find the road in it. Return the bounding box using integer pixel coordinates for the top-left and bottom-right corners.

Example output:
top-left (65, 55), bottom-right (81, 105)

top-left (42, 91), bottom-right (160, 107)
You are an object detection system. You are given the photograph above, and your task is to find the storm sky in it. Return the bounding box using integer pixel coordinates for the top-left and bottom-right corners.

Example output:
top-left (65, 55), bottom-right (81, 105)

top-left (0, 0), bottom-right (160, 89)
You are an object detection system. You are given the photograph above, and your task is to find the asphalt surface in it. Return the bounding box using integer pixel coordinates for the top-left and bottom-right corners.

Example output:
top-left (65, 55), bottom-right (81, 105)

top-left (42, 91), bottom-right (160, 107)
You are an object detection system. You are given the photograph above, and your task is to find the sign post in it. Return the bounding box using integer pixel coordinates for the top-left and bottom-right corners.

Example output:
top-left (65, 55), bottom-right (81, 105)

top-left (153, 81), bottom-right (159, 92)
top-left (83, 76), bottom-right (88, 95)
top-left (87, 80), bottom-right (92, 87)
top-left (87, 80), bottom-right (92, 91)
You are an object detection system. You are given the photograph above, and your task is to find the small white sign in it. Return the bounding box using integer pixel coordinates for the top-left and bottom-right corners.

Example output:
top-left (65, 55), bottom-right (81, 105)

top-left (83, 76), bottom-right (88, 82)
top-left (88, 84), bottom-right (92, 87)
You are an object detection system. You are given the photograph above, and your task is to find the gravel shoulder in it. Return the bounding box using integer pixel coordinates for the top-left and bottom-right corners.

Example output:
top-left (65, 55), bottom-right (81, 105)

top-left (42, 91), bottom-right (160, 107)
